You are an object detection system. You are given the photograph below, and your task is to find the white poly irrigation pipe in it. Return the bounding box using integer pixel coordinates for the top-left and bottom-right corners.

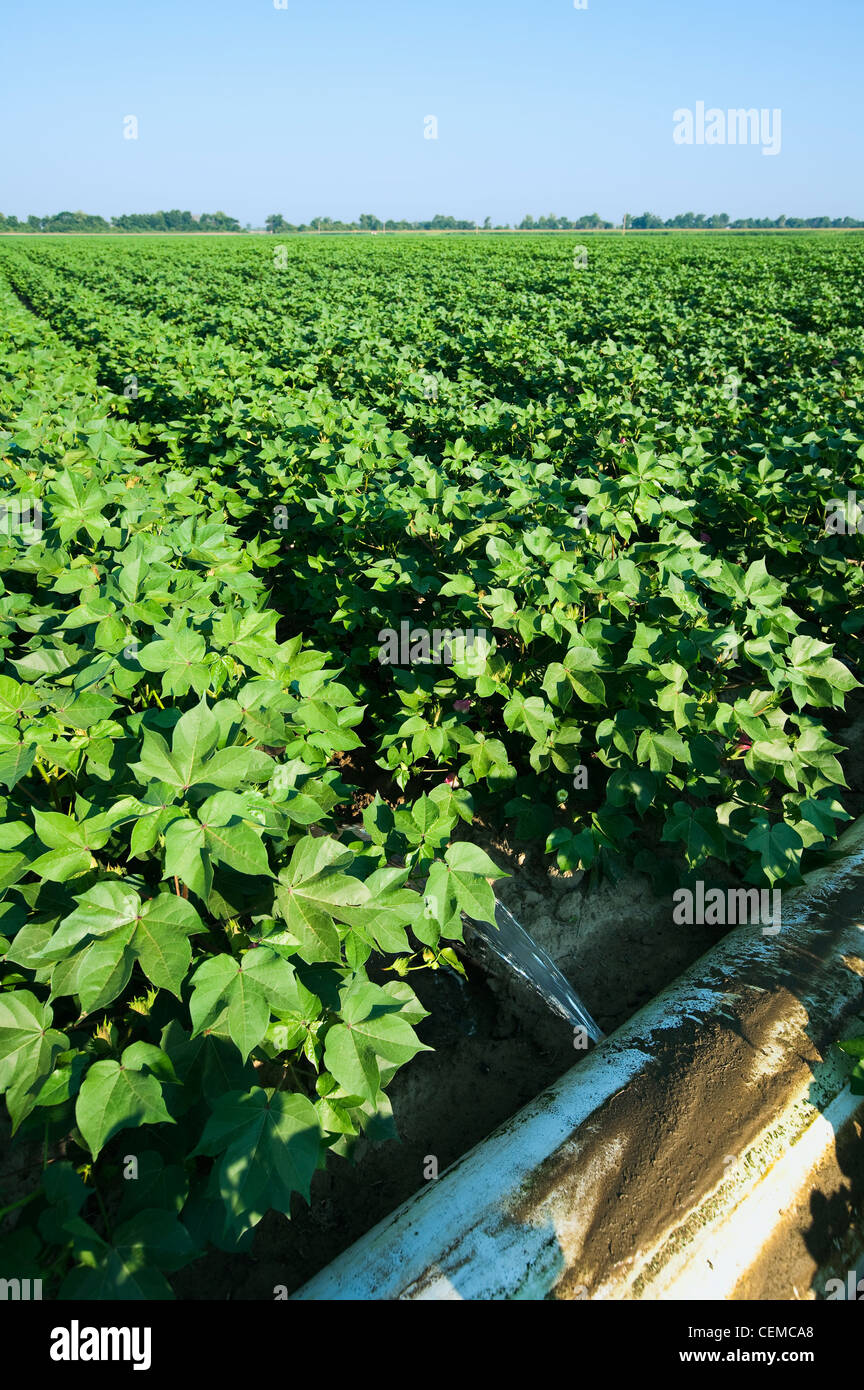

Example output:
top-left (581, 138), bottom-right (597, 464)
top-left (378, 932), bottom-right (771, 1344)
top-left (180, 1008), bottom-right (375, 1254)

top-left (293, 818), bottom-right (864, 1300)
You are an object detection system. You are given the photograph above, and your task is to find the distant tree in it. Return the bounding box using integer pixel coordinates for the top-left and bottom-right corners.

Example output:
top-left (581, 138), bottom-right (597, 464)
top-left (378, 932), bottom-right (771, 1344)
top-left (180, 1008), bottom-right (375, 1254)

top-left (198, 210), bottom-right (241, 231)
top-left (164, 210), bottom-right (194, 230)
top-left (574, 213), bottom-right (612, 229)
top-left (42, 210), bottom-right (110, 232)
top-left (265, 214), bottom-right (286, 233)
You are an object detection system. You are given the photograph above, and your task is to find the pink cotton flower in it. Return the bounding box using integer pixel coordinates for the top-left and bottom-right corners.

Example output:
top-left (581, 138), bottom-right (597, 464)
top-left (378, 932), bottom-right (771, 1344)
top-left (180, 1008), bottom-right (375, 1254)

top-left (700, 531), bottom-right (712, 544)
top-left (445, 774), bottom-right (460, 787)
top-left (453, 698), bottom-right (472, 712)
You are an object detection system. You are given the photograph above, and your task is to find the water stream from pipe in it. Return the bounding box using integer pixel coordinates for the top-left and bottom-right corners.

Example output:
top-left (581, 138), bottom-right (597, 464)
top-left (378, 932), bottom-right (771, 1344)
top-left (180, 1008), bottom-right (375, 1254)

top-left (464, 899), bottom-right (605, 1043)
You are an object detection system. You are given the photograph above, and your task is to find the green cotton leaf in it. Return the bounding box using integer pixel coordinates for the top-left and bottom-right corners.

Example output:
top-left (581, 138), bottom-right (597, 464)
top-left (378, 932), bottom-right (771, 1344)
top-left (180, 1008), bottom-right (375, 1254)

top-left (544, 651), bottom-right (607, 707)
top-left (0, 823), bottom-right (32, 853)
top-left (74, 934), bottom-right (136, 1015)
top-left (0, 851), bottom-right (29, 893)
top-left (794, 727), bottom-right (847, 786)
top-left (744, 817), bottom-right (805, 886)
top-left (3, 920), bottom-right (55, 968)
top-left (742, 557), bottom-right (784, 607)
top-left (34, 880), bottom-right (141, 962)
top-left (636, 727), bottom-right (691, 773)
top-left (46, 467), bottom-right (108, 539)
top-left (0, 741), bottom-right (37, 789)
top-left (504, 693), bottom-right (555, 742)
top-left (799, 797), bottom-right (851, 836)
top-left (275, 788), bottom-right (330, 825)
top-left (138, 627), bottom-right (212, 696)
top-left (75, 1047), bottom-right (175, 1158)
top-left (781, 636), bottom-right (860, 711)
top-left (189, 954), bottom-right (271, 1060)
top-left (661, 802), bottom-right (725, 870)
top-left (448, 870), bottom-right (497, 925)
top-left (106, 1208), bottom-right (196, 1274)
top-left (37, 1161), bottom-right (88, 1244)
top-left (117, 1152), bottom-right (189, 1221)
top-left (545, 826), bottom-right (595, 873)
top-left (411, 794), bottom-right (442, 837)
top-left (32, 1052), bottom-right (88, 1110)
top-left (130, 726), bottom-right (186, 789)
top-left (416, 859), bottom-right (457, 939)
top-left (0, 675), bottom-right (43, 720)
top-left (196, 796), bottom-right (272, 878)
top-left (192, 1087), bottom-right (322, 1219)
top-left (568, 668), bottom-right (606, 705)
top-left (428, 782), bottom-right (474, 825)
top-left (169, 698), bottom-right (221, 784)
top-left (561, 645), bottom-right (603, 673)
top-left (271, 835), bottom-right (370, 964)
top-left (541, 662), bottom-right (571, 708)
top-left (131, 894), bottom-right (206, 997)
top-left (444, 842), bottom-right (506, 880)
top-left (131, 714), bottom-right (273, 796)
top-left (130, 806), bottom-right (169, 858)
top-left (787, 636), bottom-right (859, 691)
top-left (270, 888), bottom-right (342, 964)
top-left (195, 745), bottom-right (276, 790)
top-left (163, 818), bottom-right (212, 899)
top-left (606, 768), bottom-right (658, 815)
top-left (49, 690), bottom-right (118, 728)
top-left (323, 981), bottom-right (431, 1103)
top-left (160, 1020), bottom-right (259, 1104)
top-left (0, 991), bottom-right (69, 1132)
top-left (239, 948), bottom-right (318, 1019)
top-left (241, 701), bottom-right (290, 749)
top-left (12, 647), bottom-right (73, 681)
top-left (28, 847), bottom-right (93, 883)
top-left (332, 869), bottom-right (424, 954)
top-left (213, 609), bottom-right (284, 674)
top-left (60, 1210), bottom-right (196, 1299)
top-left (121, 1042), bottom-right (178, 1085)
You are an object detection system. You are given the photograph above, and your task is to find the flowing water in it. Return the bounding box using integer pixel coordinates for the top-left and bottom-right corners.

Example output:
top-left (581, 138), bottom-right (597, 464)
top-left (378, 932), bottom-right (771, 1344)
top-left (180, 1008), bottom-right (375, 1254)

top-left (464, 899), bottom-right (605, 1043)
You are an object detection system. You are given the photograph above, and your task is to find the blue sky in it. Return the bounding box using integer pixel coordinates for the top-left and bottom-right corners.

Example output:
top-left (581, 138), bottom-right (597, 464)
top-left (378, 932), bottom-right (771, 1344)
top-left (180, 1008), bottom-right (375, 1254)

top-left (2, 0), bottom-right (862, 225)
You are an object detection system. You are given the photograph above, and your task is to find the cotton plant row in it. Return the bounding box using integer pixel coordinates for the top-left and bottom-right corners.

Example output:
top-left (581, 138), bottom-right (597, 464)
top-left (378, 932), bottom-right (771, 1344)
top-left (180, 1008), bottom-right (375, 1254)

top-left (0, 284), bottom-right (500, 1296)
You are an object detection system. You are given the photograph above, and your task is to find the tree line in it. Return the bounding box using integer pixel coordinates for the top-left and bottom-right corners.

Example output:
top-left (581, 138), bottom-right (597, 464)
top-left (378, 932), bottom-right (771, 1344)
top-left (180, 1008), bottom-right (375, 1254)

top-left (622, 212), bottom-right (864, 229)
top-left (0, 210), bottom-right (243, 233)
top-left (2, 208), bottom-right (862, 235)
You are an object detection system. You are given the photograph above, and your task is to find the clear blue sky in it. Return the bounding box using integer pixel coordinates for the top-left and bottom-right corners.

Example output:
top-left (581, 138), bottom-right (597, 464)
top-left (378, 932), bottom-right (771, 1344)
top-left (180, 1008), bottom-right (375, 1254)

top-left (2, 0), bottom-right (862, 225)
